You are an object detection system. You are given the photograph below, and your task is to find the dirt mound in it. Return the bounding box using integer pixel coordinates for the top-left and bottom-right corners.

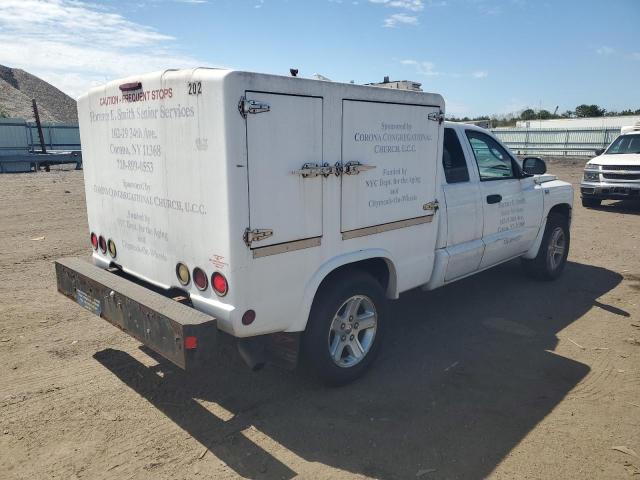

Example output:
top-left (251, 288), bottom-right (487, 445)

top-left (0, 65), bottom-right (78, 124)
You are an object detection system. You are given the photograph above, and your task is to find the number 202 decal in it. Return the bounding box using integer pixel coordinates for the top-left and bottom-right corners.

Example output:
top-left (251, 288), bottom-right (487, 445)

top-left (188, 81), bottom-right (202, 95)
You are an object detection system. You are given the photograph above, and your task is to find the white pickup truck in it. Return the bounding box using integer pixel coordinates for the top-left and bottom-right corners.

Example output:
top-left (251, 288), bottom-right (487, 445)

top-left (581, 123), bottom-right (640, 207)
top-left (55, 69), bottom-right (573, 384)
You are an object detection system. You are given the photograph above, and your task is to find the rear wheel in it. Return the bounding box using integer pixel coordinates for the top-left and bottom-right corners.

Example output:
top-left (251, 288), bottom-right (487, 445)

top-left (581, 197), bottom-right (601, 208)
top-left (303, 271), bottom-right (385, 385)
top-left (521, 213), bottom-right (570, 281)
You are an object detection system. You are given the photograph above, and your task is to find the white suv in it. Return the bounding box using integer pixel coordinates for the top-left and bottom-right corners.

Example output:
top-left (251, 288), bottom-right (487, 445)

top-left (581, 123), bottom-right (640, 207)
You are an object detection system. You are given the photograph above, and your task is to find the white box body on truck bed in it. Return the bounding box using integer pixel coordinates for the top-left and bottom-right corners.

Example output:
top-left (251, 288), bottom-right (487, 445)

top-left (56, 69), bottom-right (574, 384)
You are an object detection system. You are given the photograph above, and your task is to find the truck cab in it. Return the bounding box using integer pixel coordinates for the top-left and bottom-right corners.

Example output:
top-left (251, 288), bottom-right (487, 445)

top-left (56, 69), bottom-right (573, 384)
top-left (433, 122), bottom-right (571, 284)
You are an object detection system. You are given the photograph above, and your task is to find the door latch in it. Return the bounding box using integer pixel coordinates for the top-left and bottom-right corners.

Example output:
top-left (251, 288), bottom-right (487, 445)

top-left (292, 162), bottom-right (344, 178)
top-left (423, 199), bottom-right (439, 213)
top-left (292, 163), bottom-right (334, 178)
top-left (343, 161), bottom-right (376, 175)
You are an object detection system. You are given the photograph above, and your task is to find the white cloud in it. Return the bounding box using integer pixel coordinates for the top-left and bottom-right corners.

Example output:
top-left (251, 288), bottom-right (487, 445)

top-left (468, 0), bottom-right (502, 15)
top-left (370, 0), bottom-right (424, 11)
top-left (402, 59), bottom-right (487, 79)
top-left (596, 46), bottom-right (615, 56)
top-left (369, 0), bottom-right (429, 27)
top-left (401, 59), bottom-right (439, 75)
top-left (383, 13), bottom-right (419, 27)
top-left (595, 46), bottom-right (640, 61)
top-left (0, 0), bottom-right (211, 98)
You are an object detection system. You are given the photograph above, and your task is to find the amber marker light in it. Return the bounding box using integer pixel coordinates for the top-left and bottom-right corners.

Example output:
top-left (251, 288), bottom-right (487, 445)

top-left (107, 239), bottom-right (117, 258)
top-left (176, 263), bottom-right (190, 286)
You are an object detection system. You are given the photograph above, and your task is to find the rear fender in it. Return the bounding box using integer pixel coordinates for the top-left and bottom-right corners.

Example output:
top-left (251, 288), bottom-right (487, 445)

top-left (287, 249), bottom-right (398, 333)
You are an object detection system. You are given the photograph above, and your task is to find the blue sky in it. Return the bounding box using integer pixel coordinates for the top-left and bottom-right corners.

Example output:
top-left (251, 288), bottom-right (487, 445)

top-left (0, 0), bottom-right (638, 117)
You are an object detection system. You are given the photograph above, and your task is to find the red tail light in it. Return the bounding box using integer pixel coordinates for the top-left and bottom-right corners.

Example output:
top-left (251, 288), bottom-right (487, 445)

top-left (90, 232), bottom-right (98, 250)
top-left (193, 267), bottom-right (208, 291)
top-left (242, 310), bottom-right (256, 325)
top-left (184, 336), bottom-right (197, 350)
top-left (211, 272), bottom-right (228, 296)
top-left (98, 235), bottom-right (107, 253)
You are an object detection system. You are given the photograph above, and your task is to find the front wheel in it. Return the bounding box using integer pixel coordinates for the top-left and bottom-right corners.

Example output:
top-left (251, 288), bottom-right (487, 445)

top-left (302, 271), bottom-right (386, 385)
top-left (521, 213), bottom-right (570, 281)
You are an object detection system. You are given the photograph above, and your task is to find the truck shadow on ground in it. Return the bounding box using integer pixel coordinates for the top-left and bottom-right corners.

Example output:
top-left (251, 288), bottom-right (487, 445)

top-left (94, 260), bottom-right (622, 480)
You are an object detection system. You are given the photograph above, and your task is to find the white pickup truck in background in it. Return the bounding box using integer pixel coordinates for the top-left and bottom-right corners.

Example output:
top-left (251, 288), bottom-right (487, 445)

top-left (581, 123), bottom-right (640, 207)
top-left (55, 69), bottom-right (573, 384)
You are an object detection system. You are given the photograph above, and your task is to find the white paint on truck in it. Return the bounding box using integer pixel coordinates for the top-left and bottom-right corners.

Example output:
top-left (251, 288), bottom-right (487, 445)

top-left (76, 68), bottom-right (573, 381)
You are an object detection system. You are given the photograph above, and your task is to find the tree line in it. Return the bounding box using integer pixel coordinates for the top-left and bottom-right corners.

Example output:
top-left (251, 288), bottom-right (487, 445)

top-left (448, 105), bottom-right (640, 127)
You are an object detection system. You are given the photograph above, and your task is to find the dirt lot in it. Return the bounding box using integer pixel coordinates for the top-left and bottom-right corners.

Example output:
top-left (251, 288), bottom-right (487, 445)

top-left (1, 160), bottom-right (639, 480)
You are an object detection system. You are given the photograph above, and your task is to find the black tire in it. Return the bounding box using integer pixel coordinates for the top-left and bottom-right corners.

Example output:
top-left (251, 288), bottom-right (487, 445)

top-left (521, 213), bottom-right (570, 281)
top-left (302, 270), bottom-right (386, 386)
top-left (581, 197), bottom-right (601, 208)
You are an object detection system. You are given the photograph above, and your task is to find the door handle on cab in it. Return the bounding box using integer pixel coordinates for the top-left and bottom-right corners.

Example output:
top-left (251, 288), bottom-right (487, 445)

top-left (486, 194), bottom-right (502, 204)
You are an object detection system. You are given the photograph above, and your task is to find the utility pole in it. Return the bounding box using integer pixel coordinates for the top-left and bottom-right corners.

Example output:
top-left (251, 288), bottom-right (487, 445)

top-left (31, 99), bottom-right (47, 154)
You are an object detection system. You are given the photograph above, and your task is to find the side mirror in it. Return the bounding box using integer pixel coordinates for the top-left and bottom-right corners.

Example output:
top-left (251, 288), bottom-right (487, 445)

top-left (522, 157), bottom-right (547, 175)
top-left (594, 148), bottom-right (605, 156)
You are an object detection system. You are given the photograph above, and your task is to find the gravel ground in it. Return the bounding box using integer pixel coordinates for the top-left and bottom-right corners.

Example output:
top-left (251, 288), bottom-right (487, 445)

top-left (0, 161), bottom-right (639, 480)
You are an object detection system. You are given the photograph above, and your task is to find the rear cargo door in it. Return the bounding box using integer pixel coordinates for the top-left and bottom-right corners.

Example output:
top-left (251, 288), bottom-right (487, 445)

top-left (246, 92), bottom-right (323, 248)
top-left (341, 100), bottom-right (441, 235)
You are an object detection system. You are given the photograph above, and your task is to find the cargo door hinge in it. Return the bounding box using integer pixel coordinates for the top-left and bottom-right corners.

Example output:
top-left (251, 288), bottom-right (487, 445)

top-left (238, 96), bottom-right (270, 118)
top-left (244, 228), bottom-right (273, 247)
top-left (427, 110), bottom-right (445, 124)
top-left (423, 199), bottom-right (439, 213)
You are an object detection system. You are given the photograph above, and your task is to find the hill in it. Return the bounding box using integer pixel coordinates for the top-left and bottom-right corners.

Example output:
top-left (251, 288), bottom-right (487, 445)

top-left (0, 65), bottom-right (78, 124)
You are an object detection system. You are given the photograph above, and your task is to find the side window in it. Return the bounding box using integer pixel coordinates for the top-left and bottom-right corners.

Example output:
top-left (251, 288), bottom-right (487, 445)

top-left (442, 128), bottom-right (470, 183)
top-left (465, 130), bottom-right (515, 181)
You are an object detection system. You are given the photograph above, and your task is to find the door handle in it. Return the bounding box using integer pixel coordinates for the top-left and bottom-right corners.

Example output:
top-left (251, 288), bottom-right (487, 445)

top-left (343, 161), bottom-right (376, 175)
top-left (486, 194), bottom-right (502, 204)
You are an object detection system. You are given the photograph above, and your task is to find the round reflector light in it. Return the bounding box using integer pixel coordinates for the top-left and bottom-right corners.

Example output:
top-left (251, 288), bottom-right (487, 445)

top-left (242, 310), bottom-right (256, 325)
top-left (176, 263), bottom-right (190, 286)
top-left (107, 239), bottom-right (117, 258)
top-left (90, 232), bottom-right (98, 250)
top-left (211, 272), bottom-right (228, 297)
top-left (193, 267), bottom-right (208, 291)
top-left (98, 235), bottom-right (107, 253)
